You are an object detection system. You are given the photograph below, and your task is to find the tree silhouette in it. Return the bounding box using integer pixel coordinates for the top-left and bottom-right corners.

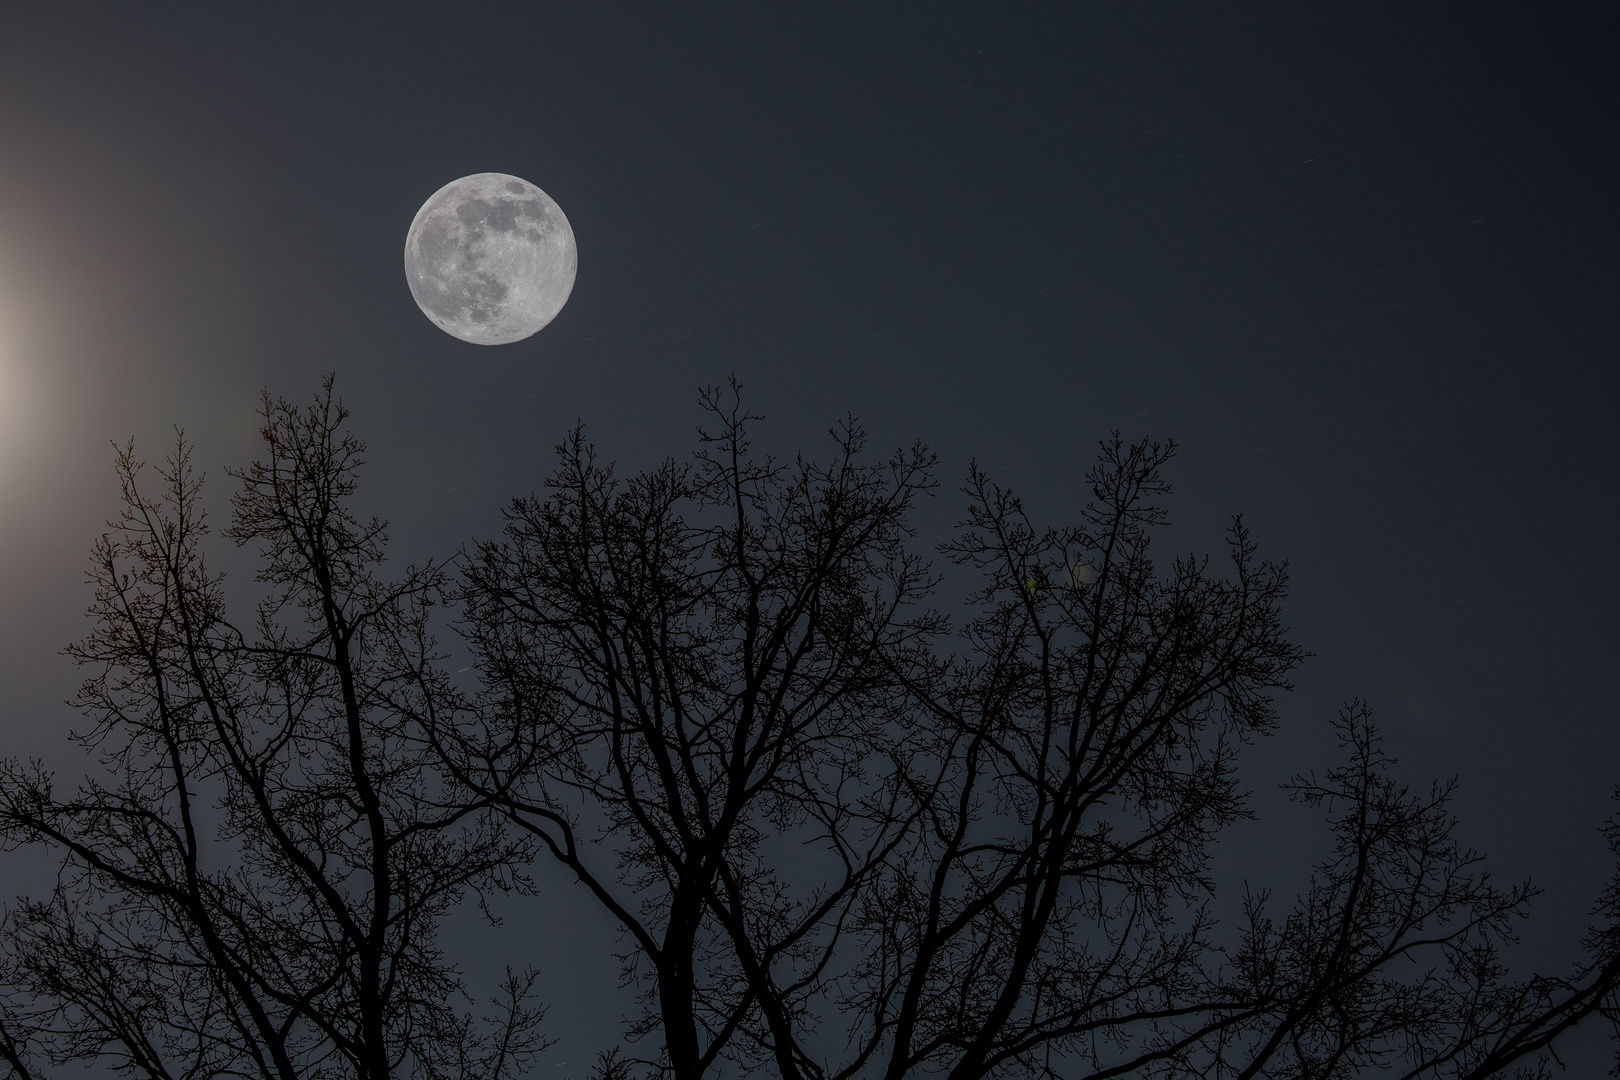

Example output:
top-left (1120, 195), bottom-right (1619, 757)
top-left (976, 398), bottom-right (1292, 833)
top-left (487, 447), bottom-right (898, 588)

top-left (447, 383), bottom-right (1620, 1080)
top-left (446, 387), bottom-right (939, 1080)
top-left (0, 380), bottom-right (546, 1080)
top-left (3, 379), bottom-right (1618, 1080)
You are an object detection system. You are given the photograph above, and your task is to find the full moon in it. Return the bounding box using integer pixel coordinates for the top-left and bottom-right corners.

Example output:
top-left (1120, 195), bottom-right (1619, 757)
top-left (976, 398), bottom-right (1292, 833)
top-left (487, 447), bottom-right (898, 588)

top-left (403, 173), bottom-right (577, 345)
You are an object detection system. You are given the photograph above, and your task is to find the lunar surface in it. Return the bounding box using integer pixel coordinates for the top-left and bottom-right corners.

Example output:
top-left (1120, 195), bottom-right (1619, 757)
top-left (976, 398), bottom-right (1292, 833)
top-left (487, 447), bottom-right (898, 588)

top-left (403, 173), bottom-right (577, 345)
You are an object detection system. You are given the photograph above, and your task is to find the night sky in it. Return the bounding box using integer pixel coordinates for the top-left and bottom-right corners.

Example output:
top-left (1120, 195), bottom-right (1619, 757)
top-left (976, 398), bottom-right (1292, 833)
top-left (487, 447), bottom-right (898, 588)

top-left (1, 4), bottom-right (1616, 1072)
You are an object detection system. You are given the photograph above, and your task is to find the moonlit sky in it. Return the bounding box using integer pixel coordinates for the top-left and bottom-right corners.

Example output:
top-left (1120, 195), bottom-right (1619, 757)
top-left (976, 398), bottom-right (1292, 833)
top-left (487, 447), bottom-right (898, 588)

top-left (1, 4), bottom-right (1617, 1072)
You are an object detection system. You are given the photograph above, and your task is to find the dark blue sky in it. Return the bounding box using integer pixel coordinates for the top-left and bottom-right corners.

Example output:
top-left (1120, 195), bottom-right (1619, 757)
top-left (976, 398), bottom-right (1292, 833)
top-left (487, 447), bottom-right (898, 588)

top-left (1, 3), bottom-right (1616, 1072)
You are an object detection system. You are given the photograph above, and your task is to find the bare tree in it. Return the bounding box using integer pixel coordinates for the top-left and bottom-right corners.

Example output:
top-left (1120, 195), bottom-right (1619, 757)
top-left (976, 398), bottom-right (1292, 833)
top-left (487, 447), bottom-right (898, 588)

top-left (1213, 702), bottom-right (1620, 1080)
top-left (0, 379), bottom-right (548, 1080)
top-left (4, 378), bottom-right (1616, 1080)
top-left (447, 385), bottom-right (939, 1080)
top-left (452, 388), bottom-right (1620, 1080)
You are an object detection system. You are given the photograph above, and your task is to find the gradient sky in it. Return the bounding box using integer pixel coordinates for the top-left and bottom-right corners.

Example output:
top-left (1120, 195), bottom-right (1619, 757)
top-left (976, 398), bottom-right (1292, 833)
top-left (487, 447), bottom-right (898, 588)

top-left (1, 4), bottom-right (1616, 1073)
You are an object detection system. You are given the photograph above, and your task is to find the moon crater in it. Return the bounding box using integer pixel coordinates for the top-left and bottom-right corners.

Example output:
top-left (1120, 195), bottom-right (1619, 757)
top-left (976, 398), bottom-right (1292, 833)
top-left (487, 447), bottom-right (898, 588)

top-left (404, 173), bottom-right (577, 345)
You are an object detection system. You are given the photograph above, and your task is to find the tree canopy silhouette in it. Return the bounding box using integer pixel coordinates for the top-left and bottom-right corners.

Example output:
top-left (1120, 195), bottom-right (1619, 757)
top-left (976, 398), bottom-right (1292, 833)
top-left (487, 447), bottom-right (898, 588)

top-left (0, 380), bottom-right (547, 1080)
top-left (3, 379), bottom-right (1618, 1080)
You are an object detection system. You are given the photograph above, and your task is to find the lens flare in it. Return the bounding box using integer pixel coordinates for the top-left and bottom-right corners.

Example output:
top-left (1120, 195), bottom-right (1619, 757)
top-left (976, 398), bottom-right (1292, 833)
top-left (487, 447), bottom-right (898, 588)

top-left (1066, 558), bottom-right (1093, 588)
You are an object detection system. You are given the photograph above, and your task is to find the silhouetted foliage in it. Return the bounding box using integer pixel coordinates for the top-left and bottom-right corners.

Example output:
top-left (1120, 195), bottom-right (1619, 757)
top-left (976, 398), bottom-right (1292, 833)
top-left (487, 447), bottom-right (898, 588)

top-left (3, 379), bottom-right (1618, 1080)
top-left (0, 380), bottom-right (547, 1080)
